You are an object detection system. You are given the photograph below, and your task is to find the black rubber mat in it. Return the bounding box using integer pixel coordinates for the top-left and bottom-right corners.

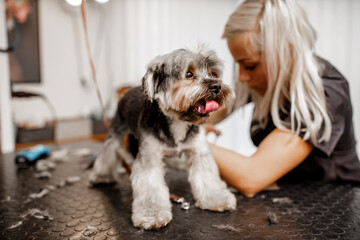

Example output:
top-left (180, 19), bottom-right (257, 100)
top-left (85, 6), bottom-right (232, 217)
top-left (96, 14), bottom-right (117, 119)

top-left (1, 141), bottom-right (360, 239)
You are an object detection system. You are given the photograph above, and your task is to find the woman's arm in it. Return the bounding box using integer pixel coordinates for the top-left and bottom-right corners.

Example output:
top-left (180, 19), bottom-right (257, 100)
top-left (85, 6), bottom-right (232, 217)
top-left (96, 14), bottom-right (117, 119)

top-left (211, 128), bottom-right (314, 198)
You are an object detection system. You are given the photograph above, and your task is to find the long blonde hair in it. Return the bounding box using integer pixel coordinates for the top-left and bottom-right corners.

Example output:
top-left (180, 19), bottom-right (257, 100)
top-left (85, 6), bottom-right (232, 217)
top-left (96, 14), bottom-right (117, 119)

top-left (223, 0), bottom-right (331, 145)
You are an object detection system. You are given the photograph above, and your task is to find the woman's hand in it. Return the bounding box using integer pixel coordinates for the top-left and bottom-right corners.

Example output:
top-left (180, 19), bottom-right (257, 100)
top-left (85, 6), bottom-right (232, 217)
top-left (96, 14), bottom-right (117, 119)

top-left (203, 124), bottom-right (222, 136)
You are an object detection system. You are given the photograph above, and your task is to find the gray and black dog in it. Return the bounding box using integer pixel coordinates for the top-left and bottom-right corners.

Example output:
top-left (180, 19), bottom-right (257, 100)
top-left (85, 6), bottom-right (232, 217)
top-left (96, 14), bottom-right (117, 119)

top-left (89, 48), bottom-right (236, 229)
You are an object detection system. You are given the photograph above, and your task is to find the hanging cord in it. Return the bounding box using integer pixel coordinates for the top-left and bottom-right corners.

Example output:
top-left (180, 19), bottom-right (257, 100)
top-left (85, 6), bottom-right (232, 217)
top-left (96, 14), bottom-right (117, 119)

top-left (80, 0), bottom-right (109, 130)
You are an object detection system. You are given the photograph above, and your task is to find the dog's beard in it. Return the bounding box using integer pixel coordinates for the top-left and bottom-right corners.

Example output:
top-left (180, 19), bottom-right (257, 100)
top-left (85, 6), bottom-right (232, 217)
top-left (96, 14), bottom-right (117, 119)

top-left (156, 80), bottom-right (233, 125)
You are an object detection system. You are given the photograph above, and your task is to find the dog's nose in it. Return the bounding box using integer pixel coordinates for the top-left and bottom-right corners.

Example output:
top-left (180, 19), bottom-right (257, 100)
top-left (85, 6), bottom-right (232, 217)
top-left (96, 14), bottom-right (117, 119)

top-left (209, 83), bottom-right (221, 94)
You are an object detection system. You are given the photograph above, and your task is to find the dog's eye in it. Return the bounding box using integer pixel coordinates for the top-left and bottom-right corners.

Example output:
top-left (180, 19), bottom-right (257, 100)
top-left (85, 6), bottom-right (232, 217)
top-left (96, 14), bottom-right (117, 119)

top-left (210, 71), bottom-right (219, 78)
top-left (186, 71), bottom-right (194, 79)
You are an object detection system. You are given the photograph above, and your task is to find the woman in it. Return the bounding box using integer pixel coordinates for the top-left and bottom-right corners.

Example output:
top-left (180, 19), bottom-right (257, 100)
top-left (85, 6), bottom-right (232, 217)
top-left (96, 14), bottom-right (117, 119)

top-left (209, 0), bottom-right (360, 197)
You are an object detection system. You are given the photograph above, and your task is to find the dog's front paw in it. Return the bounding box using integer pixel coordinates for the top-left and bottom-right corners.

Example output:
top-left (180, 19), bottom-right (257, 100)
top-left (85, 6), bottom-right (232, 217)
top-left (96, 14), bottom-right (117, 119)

top-left (132, 209), bottom-right (172, 230)
top-left (196, 189), bottom-right (236, 212)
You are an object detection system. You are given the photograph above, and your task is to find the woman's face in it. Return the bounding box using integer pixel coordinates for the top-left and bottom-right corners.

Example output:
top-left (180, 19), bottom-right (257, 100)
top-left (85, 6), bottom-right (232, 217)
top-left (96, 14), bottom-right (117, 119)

top-left (227, 33), bottom-right (268, 96)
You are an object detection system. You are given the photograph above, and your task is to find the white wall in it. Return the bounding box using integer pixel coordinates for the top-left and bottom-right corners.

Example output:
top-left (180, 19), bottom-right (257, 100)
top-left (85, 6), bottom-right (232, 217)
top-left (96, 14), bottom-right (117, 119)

top-left (4, 0), bottom-right (360, 155)
top-left (12, 0), bottom-right (120, 124)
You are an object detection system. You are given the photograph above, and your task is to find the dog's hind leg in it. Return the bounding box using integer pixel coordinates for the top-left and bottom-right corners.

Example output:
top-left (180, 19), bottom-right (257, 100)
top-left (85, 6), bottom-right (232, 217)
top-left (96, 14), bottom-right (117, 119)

top-left (89, 136), bottom-right (124, 184)
top-left (130, 135), bottom-right (172, 229)
top-left (89, 115), bottom-right (129, 184)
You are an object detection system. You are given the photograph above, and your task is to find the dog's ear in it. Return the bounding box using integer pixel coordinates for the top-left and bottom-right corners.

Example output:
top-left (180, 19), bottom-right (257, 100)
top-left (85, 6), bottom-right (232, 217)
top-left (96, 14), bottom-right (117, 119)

top-left (142, 62), bottom-right (167, 102)
top-left (141, 70), bottom-right (155, 101)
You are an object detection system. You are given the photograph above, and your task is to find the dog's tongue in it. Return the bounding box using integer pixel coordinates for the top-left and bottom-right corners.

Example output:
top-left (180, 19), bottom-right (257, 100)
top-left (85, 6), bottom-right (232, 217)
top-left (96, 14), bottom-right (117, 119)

top-left (204, 100), bottom-right (219, 113)
top-left (195, 100), bottom-right (219, 114)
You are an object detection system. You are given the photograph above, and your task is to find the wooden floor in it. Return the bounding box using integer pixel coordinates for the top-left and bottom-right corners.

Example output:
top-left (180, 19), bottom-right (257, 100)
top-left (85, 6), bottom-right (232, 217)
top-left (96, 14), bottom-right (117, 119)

top-left (15, 133), bottom-right (107, 150)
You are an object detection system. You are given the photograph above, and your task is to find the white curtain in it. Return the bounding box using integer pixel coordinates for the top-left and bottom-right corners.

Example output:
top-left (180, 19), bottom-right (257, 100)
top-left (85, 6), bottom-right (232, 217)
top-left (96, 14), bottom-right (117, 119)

top-left (109, 0), bottom-right (236, 87)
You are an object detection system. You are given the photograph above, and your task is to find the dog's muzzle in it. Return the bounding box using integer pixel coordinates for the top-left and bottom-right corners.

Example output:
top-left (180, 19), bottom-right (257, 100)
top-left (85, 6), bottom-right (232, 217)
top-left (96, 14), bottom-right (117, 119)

top-left (191, 82), bottom-right (223, 115)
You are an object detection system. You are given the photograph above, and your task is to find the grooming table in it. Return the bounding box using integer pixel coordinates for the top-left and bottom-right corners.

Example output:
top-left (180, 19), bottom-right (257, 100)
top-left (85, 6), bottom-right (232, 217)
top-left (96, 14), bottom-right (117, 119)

top-left (1, 141), bottom-right (359, 240)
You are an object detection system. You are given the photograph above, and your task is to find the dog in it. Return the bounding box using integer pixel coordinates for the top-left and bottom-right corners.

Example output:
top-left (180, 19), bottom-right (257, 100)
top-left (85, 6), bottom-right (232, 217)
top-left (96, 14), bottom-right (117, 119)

top-left (89, 48), bottom-right (237, 229)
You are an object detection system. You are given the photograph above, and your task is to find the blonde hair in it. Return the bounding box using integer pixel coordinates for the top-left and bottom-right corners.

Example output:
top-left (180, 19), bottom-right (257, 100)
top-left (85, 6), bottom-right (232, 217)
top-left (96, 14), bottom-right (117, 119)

top-left (223, 0), bottom-right (331, 145)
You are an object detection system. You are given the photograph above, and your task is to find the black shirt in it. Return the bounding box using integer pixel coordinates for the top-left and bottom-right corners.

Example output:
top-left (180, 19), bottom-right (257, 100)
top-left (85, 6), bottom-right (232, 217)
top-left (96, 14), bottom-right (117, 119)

top-left (250, 58), bottom-right (360, 183)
